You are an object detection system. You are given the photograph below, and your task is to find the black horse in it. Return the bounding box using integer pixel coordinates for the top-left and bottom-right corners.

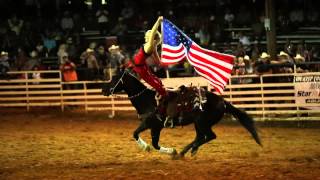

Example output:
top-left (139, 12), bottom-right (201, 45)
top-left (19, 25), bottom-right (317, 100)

top-left (102, 69), bottom-right (262, 157)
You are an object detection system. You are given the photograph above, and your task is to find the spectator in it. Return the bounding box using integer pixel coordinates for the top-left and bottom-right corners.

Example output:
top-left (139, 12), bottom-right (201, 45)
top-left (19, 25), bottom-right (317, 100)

top-left (60, 11), bottom-right (74, 36)
top-left (110, 17), bottom-right (128, 36)
top-left (0, 51), bottom-right (10, 78)
top-left (96, 6), bottom-right (109, 35)
top-left (59, 56), bottom-right (78, 89)
top-left (15, 48), bottom-right (28, 71)
top-left (96, 45), bottom-right (109, 80)
top-left (66, 37), bottom-right (77, 61)
top-left (32, 65), bottom-right (41, 84)
top-left (35, 41), bottom-right (48, 58)
top-left (83, 48), bottom-right (99, 80)
top-left (7, 14), bottom-right (24, 36)
top-left (43, 32), bottom-right (57, 56)
top-left (57, 44), bottom-right (68, 65)
top-left (255, 52), bottom-right (272, 75)
top-left (244, 55), bottom-right (254, 75)
top-left (224, 8), bottom-right (235, 28)
top-left (108, 45), bottom-right (125, 79)
top-left (294, 54), bottom-right (309, 73)
top-left (276, 51), bottom-right (294, 74)
top-left (23, 50), bottom-right (40, 71)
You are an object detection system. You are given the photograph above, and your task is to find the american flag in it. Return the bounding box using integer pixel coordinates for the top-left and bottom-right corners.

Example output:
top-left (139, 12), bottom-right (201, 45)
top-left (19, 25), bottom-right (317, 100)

top-left (161, 19), bottom-right (235, 94)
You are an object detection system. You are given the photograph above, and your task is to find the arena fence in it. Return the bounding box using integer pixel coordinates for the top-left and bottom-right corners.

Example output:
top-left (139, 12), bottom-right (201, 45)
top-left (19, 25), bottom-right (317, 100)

top-left (0, 70), bottom-right (319, 121)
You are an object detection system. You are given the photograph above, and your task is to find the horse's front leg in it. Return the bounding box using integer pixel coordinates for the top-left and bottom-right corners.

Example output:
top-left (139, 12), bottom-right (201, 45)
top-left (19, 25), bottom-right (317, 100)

top-left (151, 127), bottom-right (177, 156)
top-left (133, 120), bottom-right (151, 151)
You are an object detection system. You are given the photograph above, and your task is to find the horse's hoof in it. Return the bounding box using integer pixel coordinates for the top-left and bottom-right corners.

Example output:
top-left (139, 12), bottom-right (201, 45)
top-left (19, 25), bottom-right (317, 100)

top-left (144, 145), bottom-right (151, 152)
top-left (171, 152), bottom-right (185, 160)
top-left (191, 149), bottom-right (198, 157)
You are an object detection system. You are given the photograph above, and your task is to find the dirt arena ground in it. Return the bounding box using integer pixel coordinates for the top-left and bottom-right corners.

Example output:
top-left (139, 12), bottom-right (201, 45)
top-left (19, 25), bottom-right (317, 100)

top-left (0, 109), bottom-right (319, 180)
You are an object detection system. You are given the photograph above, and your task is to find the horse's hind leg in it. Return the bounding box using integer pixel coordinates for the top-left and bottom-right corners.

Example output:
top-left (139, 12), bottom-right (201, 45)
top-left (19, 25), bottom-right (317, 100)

top-left (190, 128), bottom-right (216, 156)
top-left (180, 133), bottom-right (204, 157)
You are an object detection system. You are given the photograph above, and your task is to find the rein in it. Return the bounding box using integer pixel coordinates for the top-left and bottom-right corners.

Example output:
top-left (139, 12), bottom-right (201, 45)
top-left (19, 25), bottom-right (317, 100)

top-left (110, 70), bottom-right (148, 99)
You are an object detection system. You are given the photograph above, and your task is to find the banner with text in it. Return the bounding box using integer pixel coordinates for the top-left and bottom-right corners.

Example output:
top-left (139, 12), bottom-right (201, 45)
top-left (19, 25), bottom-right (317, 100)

top-left (295, 75), bottom-right (320, 110)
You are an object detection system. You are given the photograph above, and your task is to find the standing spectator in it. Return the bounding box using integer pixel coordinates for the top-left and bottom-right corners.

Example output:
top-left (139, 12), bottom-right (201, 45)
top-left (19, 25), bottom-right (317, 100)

top-left (35, 41), bottom-right (48, 58)
top-left (43, 32), bottom-right (57, 56)
top-left (84, 48), bottom-right (99, 80)
top-left (59, 56), bottom-right (78, 90)
top-left (244, 55), bottom-right (254, 75)
top-left (108, 45), bottom-right (125, 79)
top-left (96, 6), bottom-right (109, 35)
top-left (57, 44), bottom-right (68, 65)
top-left (0, 51), bottom-right (10, 78)
top-left (66, 37), bottom-right (77, 61)
top-left (15, 48), bottom-right (28, 71)
top-left (96, 45), bottom-right (109, 80)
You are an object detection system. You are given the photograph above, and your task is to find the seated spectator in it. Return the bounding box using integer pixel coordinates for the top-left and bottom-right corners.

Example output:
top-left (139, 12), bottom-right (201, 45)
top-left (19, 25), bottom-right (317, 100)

top-left (60, 11), bottom-right (74, 36)
top-left (110, 17), bottom-right (128, 36)
top-left (224, 8), bottom-right (235, 28)
top-left (32, 65), bottom-right (41, 84)
top-left (96, 6), bottom-right (109, 35)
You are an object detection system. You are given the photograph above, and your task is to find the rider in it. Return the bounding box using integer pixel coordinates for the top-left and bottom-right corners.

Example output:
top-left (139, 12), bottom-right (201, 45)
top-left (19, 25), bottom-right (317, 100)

top-left (129, 16), bottom-right (167, 98)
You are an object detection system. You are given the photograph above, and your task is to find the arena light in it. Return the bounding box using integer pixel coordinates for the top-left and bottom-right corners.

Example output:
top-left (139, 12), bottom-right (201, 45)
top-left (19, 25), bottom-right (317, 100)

top-left (101, 0), bottom-right (107, 5)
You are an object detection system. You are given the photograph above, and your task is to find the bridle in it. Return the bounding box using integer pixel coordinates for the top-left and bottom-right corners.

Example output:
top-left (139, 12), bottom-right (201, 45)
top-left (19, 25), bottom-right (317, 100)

top-left (109, 70), bottom-right (147, 99)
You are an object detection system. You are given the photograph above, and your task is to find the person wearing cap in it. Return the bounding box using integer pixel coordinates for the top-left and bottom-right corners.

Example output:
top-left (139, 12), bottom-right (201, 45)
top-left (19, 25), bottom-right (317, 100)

top-left (130, 16), bottom-right (166, 97)
top-left (59, 55), bottom-right (78, 89)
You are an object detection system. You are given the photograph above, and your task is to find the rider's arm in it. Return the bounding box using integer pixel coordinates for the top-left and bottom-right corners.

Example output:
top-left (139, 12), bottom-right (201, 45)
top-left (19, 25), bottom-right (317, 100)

top-left (143, 16), bottom-right (163, 54)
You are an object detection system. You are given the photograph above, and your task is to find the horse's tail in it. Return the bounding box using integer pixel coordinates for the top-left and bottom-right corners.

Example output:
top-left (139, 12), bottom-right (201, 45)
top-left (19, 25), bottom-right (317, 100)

top-left (225, 101), bottom-right (262, 146)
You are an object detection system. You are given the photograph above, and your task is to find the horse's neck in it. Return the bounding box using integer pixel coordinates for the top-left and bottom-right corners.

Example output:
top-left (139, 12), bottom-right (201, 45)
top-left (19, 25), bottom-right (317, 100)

top-left (123, 73), bottom-right (156, 114)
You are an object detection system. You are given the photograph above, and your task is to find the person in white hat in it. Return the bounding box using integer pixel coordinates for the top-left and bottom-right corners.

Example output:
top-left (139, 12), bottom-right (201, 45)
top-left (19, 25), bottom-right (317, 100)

top-left (254, 52), bottom-right (272, 75)
top-left (294, 54), bottom-right (309, 73)
top-left (108, 44), bottom-right (125, 78)
top-left (276, 51), bottom-right (294, 74)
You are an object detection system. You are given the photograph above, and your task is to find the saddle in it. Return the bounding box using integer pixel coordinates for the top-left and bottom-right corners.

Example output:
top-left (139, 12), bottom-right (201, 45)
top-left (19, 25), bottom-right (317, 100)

top-left (161, 85), bottom-right (207, 128)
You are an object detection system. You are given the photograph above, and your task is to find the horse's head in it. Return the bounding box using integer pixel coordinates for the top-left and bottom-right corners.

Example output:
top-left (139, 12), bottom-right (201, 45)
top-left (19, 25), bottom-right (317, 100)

top-left (101, 71), bottom-right (126, 96)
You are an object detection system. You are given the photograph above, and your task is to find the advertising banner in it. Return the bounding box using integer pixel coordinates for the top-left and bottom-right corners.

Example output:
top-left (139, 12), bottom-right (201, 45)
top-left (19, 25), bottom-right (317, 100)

top-left (294, 75), bottom-right (320, 110)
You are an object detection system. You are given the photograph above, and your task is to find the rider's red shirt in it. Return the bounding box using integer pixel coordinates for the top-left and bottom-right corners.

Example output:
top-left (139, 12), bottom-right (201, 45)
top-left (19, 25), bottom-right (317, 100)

top-left (132, 47), bottom-right (166, 96)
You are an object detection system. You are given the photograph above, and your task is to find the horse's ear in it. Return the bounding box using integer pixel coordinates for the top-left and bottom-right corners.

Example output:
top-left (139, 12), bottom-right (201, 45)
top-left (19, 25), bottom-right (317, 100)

top-left (178, 85), bottom-right (186, 94)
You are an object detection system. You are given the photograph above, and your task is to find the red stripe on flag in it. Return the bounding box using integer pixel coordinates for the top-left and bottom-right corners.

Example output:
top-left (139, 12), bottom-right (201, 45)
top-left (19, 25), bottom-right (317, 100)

top-left (192, 45), bottom-right (235, 65)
